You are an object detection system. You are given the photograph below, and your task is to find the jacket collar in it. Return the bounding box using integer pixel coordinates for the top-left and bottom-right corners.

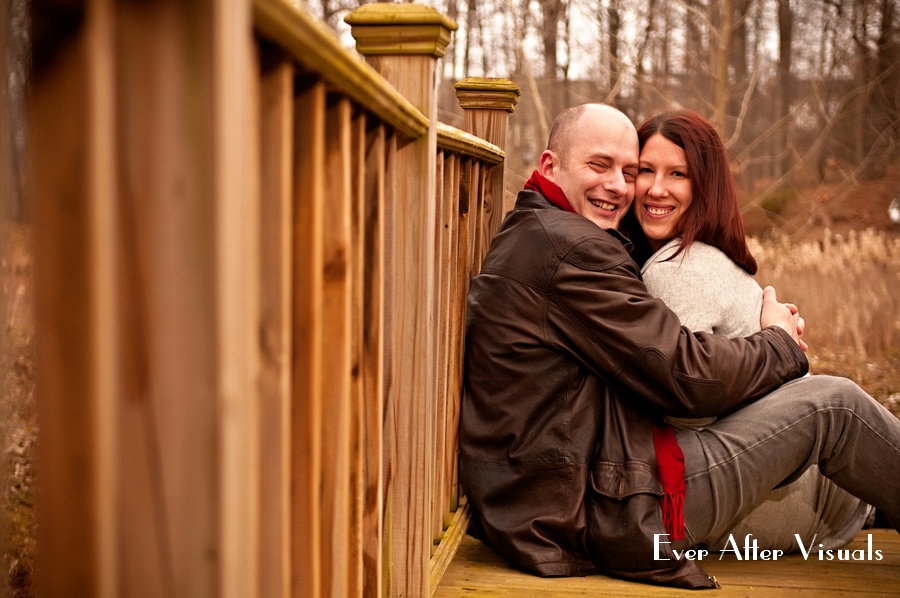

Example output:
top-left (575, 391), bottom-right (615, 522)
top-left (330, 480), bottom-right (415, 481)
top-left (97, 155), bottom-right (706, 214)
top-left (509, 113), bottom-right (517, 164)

top-left (514, 189), bottom-right (635, 253)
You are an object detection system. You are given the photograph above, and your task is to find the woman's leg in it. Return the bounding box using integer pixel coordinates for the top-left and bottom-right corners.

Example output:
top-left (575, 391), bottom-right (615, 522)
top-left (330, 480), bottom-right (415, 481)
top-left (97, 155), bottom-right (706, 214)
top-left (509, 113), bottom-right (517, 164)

top-left (676, 375), bottom-right (900, 548)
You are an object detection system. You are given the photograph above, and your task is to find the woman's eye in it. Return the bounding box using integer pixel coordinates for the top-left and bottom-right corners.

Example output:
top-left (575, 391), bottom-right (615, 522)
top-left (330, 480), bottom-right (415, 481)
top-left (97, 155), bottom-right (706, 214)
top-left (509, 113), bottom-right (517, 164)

top-left (638, 167), bottom-right (653, 174)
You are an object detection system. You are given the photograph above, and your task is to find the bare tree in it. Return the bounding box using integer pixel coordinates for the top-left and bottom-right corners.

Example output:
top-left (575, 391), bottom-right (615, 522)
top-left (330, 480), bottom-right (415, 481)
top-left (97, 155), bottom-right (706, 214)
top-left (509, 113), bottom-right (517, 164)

top-left (608, 0), bottom-right (622, 101)
top-left (538, 0), bottom-right (564, 115)
top-left (711, 0), bottom-right (734, 129)
top-left (777, 0), bottom-right (795, 179)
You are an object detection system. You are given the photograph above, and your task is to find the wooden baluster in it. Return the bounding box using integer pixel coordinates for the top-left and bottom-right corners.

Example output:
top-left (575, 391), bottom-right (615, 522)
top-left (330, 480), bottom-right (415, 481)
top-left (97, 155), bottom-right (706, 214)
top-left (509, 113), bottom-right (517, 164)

top-left (257, 49), bottom-right (294, 598)
top-left (293, 80), bottom-right (327, 598)
top-left (30, 1), bottom-right (117, 593)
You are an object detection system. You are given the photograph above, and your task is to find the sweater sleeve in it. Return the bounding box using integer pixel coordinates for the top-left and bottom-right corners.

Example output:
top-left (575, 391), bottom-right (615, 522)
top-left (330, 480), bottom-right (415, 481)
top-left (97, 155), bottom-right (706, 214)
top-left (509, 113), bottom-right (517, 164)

top-left (641, 241), bottom-right (762, 339)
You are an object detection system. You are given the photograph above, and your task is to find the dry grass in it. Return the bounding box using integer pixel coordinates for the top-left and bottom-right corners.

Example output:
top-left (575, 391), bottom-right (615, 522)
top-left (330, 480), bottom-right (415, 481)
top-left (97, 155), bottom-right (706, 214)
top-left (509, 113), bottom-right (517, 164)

top-left (749, 227), bottom-right (900, 417)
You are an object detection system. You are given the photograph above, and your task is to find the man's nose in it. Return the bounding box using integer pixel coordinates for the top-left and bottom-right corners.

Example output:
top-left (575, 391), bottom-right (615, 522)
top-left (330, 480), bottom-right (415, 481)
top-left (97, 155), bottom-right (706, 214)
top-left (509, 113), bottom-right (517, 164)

top-left (605, 170), bottom-right (628, 195)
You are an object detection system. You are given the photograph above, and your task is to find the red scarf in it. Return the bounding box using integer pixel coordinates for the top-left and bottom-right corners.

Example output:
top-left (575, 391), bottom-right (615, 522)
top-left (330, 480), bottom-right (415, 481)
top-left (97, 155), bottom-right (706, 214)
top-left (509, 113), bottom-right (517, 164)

top-left (653, 425), bottom-right (686, 540)
top-left (525, 169), bottom-right (686, 540)
top-left (524, 170), bottom-right (575, 213)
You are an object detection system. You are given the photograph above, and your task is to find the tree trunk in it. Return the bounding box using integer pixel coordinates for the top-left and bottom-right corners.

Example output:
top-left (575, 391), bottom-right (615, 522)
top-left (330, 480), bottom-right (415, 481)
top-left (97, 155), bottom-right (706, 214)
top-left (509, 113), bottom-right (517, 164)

top-left (777, 0), bottom-right (794, 180)
top-left (539, 0), bottom-right (562, 116)
top-left (712, 0), bottom-right (733, 130)
top-left (608, 0), bottom-right (621, 102)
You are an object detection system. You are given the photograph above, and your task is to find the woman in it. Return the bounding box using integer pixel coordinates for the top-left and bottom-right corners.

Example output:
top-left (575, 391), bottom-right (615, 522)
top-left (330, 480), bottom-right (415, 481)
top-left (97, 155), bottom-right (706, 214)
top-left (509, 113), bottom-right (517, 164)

top-left (624, 108), bottom-right (873, 552)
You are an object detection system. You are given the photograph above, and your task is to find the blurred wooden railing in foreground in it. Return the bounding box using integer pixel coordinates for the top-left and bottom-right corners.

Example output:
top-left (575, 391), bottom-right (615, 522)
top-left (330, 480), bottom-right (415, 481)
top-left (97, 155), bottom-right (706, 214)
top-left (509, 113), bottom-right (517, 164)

top-left (29, 0), bottom-right (518, 596)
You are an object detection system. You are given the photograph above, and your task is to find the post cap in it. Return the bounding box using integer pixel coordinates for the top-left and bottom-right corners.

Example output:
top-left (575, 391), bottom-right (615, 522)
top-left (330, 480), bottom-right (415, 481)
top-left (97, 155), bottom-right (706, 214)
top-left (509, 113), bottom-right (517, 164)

top-left (454, 78), bottom-right (521, 112)
top-left (345, 3), bottom-right (458, 58)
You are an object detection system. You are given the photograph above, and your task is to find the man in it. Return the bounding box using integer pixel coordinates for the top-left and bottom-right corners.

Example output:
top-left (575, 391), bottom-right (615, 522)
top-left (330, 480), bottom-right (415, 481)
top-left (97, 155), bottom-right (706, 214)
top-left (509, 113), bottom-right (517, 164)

top-left (459, 103), bottom-right (899, 589)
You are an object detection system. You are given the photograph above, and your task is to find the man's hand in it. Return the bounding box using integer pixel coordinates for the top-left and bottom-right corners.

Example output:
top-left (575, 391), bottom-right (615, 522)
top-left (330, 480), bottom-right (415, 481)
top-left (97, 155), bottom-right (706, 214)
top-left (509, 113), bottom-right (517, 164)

top-left (760, 286), bottom-right (808, 351)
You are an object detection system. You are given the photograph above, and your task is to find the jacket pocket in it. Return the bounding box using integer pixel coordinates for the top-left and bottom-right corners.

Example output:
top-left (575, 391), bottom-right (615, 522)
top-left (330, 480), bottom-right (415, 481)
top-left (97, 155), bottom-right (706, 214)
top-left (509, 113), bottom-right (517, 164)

top-left (589, 460), bottom-right (663, 499)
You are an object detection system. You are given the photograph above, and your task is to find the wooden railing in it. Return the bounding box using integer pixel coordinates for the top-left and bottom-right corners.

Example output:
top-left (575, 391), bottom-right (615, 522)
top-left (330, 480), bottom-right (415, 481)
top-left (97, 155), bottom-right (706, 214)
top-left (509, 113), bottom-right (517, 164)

top-left (28, 0), bottom-right (518, 596)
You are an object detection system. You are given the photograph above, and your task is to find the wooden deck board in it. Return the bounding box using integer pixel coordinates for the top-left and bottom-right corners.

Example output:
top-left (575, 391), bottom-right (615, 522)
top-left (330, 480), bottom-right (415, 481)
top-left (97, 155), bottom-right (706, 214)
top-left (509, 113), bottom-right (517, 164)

top-left (435, 529), bottom-right (900, 597)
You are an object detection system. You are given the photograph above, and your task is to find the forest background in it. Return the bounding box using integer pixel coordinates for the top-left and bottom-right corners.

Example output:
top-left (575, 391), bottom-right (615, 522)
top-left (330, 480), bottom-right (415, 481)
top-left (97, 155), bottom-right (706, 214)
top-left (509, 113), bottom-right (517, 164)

top-left (306, 0), bottom-right (900, 388)
top-left (1, 0), bottom-right (900, 595)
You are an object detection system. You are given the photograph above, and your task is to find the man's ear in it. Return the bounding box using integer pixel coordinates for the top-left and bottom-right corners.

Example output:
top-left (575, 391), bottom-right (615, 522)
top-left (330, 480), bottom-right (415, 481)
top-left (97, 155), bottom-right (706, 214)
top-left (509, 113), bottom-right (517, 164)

top-left (538, 150), bottom-right (558, 180)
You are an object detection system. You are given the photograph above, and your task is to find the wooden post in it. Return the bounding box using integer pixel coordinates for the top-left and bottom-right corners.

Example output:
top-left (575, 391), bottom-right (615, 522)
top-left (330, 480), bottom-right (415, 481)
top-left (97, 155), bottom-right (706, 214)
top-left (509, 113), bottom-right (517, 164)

top-left (345, 5), bottom-right (457, 598)
top-left (454, 78), bottom-right (520, 260)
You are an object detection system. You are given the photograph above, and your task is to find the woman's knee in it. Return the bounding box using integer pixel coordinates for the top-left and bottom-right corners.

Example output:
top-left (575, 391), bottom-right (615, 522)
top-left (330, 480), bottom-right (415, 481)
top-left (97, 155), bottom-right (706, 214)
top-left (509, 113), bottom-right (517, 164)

top-left (807, 375), bottom-right (876, 414)
top-left (778, 375), bottom-right (869, 413)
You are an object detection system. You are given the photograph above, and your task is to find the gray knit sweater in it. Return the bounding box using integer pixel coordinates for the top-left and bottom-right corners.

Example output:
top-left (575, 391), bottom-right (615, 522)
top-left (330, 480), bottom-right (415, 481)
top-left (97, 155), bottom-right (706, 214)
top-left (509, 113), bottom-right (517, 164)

top-left (640, 238), bottom-right (762, 339)
top-left (641, 238), bottom-right (762, 428)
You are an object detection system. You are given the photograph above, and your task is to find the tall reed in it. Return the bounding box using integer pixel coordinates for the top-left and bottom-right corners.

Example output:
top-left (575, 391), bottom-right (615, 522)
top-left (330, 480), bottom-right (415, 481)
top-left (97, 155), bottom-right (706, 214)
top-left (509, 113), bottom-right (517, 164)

top-left (749, 228), bottom-right (900, 360)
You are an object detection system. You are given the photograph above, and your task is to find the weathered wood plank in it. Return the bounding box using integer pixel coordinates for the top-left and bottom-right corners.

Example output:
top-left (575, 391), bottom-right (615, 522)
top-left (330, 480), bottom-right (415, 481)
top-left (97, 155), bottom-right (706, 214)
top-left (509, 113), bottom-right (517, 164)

top-left (292, 81), bottom-right (326, 598)
top-left (115, 2), bottom-right (223, 593)
top-left (436, 122), bottom-right (504, 165)
top-left (435, 530), bottom-right (900, 597)
top-left (31, 1), bottom-right (117, 593)
top-left (429, 499), bottom-right (471, 596)
top-left (321, 96), bottom-right (354, 598)
top-left (257, 50), bottom-right (294, 598)
top-left (443, 153), bottom-right (463, 512)
top-left (214, 1), bottom-right (261, 594)
top-left (348, 109), bottom-right (367, 598)
top-left (362, 124), bottom-right (388, 598)
top-left (432, 149), bottom-right (456, 549)
top-left (463, 160), bottom-right (483, 276)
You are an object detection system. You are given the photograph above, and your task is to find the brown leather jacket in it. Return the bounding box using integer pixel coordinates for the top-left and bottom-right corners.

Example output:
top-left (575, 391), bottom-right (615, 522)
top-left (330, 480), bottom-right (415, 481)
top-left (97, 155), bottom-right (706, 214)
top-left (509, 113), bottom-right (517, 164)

top-left (460, 190), bottom-right (808, 589)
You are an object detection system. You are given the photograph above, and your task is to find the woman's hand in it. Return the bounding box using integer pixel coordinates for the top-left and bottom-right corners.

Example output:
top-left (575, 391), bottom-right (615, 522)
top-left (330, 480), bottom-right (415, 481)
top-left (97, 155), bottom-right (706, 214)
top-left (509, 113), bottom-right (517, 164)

top-left (760, 286), bottom-right (808, 352)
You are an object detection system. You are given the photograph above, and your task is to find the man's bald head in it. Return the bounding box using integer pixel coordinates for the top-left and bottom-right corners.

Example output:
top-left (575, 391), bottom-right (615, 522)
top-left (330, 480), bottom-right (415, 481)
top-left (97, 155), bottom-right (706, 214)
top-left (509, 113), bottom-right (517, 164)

top-left (547, 104), bottom-right (635, 163)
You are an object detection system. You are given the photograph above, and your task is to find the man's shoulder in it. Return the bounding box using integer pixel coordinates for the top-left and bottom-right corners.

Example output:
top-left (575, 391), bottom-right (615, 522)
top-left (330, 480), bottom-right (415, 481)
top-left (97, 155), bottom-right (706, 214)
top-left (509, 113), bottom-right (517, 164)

top-left (498, 203), bottom-right (631, 270)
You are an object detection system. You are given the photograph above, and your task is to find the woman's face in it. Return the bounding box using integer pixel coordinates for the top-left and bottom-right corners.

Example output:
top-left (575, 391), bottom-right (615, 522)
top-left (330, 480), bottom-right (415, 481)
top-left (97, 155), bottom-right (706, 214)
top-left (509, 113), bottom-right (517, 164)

top-left (634, 133), bottom-right (694, 252)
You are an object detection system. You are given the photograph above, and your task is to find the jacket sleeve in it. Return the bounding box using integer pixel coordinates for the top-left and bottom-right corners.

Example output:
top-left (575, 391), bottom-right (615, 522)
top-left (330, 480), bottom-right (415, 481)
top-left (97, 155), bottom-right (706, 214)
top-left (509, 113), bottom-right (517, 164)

top-left (546, 236), bottom-right (808, 418)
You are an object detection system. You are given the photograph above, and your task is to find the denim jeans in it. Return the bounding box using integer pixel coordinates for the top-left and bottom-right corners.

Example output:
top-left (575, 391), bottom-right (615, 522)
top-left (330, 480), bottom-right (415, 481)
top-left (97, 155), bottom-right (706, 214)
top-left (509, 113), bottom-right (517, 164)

top-left (675, 375), bottom-right (900, 549)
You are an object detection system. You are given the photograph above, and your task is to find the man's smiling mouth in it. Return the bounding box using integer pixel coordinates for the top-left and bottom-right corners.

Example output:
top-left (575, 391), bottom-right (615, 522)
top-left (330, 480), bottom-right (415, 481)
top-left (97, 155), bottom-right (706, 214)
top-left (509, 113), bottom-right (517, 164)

top-left (590, 199), bottom-right (616, 211)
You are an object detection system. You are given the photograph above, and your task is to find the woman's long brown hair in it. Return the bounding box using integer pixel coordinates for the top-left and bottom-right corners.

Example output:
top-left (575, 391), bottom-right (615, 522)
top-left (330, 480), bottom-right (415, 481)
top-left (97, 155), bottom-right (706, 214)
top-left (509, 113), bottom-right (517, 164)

top-left (626, 108), bottom-right (758, 275)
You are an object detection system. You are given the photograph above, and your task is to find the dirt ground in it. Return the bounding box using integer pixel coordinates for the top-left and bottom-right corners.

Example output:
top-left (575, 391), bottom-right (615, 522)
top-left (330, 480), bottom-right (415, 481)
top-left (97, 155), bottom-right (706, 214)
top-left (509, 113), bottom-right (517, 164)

top-left (2, 223), bottom-right (35, 597)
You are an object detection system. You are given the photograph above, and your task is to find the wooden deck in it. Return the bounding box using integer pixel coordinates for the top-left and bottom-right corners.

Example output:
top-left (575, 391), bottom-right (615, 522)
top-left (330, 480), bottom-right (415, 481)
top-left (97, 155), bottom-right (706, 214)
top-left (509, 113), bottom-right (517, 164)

top-left (435, 529), bottom-right (900, 597)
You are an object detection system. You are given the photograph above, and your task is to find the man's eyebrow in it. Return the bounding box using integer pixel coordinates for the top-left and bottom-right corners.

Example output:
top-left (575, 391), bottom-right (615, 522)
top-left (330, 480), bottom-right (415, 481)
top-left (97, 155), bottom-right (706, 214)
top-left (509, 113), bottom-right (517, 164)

top-left (587, 151), bottom-right (637, 170)
top-left (586, 152), bottom-right (611, 161)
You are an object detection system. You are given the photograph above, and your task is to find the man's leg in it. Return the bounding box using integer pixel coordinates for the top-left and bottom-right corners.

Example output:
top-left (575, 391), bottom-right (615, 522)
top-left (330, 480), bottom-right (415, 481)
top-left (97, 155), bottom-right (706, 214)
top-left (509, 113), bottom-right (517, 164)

top-left (675, 375), bottom-right (900, 548)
